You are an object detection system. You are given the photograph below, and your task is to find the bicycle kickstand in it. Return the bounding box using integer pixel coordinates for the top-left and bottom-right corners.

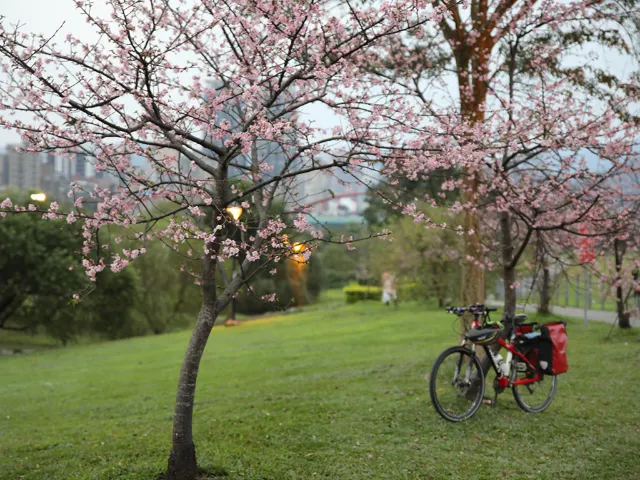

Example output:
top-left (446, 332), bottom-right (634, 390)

top-left (483, 390), bottom-right (499, 407)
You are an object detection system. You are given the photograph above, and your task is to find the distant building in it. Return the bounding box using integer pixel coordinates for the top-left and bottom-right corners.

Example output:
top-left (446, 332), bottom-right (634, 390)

top-left (1, 144), bottom-right (42, 190)
top-left (40, 153), bottom-right (73, 200)
top-left (75, 153), bottom-right (87, 178)
top-left (205, 80), bottom-right (294, 182)
top-left (40, 157), bottom-right (56, 193)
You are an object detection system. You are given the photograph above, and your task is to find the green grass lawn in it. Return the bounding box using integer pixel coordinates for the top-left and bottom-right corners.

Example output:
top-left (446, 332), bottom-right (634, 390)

top-left (1, 296), bottom-right (640, 480)
top-left (0, 329), bottom-right (59, 352)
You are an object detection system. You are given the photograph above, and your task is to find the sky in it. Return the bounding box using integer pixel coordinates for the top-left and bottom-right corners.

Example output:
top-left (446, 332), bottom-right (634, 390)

top-left (0, 1), bottom-right (637, 152)
top-left (0, 0), bottom-right (343, 148)
top-left (0, 0), bottom-right (97, 146)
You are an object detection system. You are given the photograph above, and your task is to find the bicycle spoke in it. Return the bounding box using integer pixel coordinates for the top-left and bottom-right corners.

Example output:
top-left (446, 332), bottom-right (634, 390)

top-left (430, 347), bottom-right (484, 422)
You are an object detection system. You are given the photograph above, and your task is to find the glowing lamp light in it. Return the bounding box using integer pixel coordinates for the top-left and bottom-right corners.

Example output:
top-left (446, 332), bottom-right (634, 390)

top-left (292, 242), bottom-right (304, 253)
top-left (225, 206), bottom-right (243, 221)
top-left (30, 193), bottom-right (46, 202)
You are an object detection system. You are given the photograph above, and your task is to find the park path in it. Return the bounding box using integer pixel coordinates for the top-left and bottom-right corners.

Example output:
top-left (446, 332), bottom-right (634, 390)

top-left (512, 303), bottom-right (640, 328)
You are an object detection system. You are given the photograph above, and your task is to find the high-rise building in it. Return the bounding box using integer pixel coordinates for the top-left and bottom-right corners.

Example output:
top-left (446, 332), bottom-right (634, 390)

top-left (75, 153), bottom-right (87, 178)
top-left (1, 145), bottom-right (42, 190)
top-left (0, 152), bottom-right (5, 186)
top-left (59, 155), bottom-right (72, 180)
top-left (40, 152), bottom-right (72, 199)
top-left (205, 80), bottom-right (294, 182)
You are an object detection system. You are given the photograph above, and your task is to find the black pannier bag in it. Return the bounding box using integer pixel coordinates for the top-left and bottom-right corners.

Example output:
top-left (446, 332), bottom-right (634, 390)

top-left (515, 321), bottom-right (567, 375)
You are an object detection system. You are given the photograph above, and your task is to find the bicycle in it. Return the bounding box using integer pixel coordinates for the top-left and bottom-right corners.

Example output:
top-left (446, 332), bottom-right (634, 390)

top-left (429, 304), bottom-right (558, 422)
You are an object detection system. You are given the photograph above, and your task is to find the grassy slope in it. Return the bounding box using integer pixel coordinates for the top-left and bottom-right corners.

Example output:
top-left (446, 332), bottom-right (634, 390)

top-left (1, 297), bottom-right (639, 480)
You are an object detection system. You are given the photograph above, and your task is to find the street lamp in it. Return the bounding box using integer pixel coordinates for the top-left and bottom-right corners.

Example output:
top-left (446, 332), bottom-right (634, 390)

top-left (289, 242), bottom-right (310, 306)
top-left (292, 242), bottom-right (309, 263)
top-left (30, 192), bottom-right (46, 202)
top-left (226, 205), bottom-right (243, 221)
top-left (225, 205), bottom-right (243, 326)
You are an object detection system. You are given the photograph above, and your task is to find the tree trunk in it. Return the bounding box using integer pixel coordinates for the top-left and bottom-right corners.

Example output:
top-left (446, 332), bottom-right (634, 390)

top-left (500, 212), bottom-right (517, 316)
top-left (451, 19), bottom-right (493, 374)
top-left (535, 232), bottom-right (551, 315)
top-left (538, 265), bottom-right (551, 314)
top-left (461, 207), bottom-right (485, 307)
top-left (614, 239), bottom-right (631, 329)
top-left (458, 67), bottom-right (491, 329)
top-left (460, 184), bottom-right (485, 333)
top-left (167, 255), bottom-right (218, 480)
top-left (503, 264), bottom-right (517, 316)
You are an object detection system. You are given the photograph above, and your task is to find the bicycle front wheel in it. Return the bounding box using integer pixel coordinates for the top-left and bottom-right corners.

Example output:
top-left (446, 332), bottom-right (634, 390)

top-left (429, 346), bottom-right (485, 422)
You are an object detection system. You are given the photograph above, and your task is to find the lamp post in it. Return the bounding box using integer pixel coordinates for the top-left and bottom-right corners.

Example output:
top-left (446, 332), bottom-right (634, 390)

top-left (225, 205), bottom-right (243, 326)
top-left (290, 242), bottom-right (310, 306)
top-left (30, 192), bottom-right (47, 202)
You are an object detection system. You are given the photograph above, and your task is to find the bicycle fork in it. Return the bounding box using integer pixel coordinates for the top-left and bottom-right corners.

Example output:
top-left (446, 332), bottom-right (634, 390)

top-left (453, 342), bottom-right (479, 396)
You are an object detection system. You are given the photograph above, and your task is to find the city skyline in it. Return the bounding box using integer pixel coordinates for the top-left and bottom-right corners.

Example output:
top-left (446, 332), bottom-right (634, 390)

top-left (0, 144), bottom-right (119, 201)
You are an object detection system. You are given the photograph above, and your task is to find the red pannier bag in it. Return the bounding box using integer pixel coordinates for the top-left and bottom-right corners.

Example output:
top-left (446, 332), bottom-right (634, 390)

top-left (541, 322), bottom-right (568, 375)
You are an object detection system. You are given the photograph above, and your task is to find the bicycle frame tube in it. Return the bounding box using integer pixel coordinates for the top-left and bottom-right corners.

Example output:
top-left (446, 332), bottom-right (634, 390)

top-left (474, 336), bottom-right (542, 387)
top-left (456, 309), bottom-right (542, 388)
top-left (496, 338), bottom-right (542, 385)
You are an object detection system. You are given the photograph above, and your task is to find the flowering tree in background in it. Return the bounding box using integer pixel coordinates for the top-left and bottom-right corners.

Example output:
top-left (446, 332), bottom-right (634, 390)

top-left (370, 0), bottom-right (640, 315)
top-left (0, 0), bottom-right (436, 478)
top-left (575, 176), bottom-right (640, 328)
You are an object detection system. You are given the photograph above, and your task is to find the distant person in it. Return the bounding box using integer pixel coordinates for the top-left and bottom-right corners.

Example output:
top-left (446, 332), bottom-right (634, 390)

top-left (381, 272), bottom-right (398, 307)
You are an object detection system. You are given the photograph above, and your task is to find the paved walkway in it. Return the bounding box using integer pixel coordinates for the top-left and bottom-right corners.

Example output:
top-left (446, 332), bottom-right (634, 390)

top-left (488, 301), bottom-right (640, 327)
top-left (514, 303), bottom-right (640, 327)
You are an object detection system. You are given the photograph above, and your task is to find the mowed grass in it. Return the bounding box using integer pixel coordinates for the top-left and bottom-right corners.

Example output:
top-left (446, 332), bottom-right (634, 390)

top-left (1, 297), bottom-right (640, 480)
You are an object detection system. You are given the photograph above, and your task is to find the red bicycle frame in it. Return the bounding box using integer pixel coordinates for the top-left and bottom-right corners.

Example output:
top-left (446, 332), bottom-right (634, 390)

top-left (468, 317), bottom-right (541, 389)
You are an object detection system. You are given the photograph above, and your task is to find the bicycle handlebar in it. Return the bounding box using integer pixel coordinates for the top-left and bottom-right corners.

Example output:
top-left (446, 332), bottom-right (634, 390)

top-left (445, 304), bottom-right (497, 316)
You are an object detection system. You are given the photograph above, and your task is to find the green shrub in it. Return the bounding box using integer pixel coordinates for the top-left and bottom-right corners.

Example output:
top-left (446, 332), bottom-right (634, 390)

top-left (343, 283), bottom-right (382, 303)
top-left (343, 282), bottom-right (421, 303)
top-left (397, 282), bottom-right (420, 301)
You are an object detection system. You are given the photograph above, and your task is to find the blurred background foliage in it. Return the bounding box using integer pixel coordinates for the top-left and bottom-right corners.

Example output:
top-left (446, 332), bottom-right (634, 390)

top-left (1, 176), bottom-right (486, 345)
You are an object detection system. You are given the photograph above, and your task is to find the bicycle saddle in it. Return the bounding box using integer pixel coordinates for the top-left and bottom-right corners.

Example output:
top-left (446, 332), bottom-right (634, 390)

top-left (514, 314), bottom-right (528, 324)
top-left (465, 328), bottom-right (500, 345)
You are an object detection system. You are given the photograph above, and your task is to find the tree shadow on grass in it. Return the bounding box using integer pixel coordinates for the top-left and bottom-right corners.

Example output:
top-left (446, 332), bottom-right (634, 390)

top-left (155, 465), bottom-right (228, 480)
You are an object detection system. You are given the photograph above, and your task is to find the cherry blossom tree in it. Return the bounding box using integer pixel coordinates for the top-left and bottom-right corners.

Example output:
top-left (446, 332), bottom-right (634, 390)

top-left (572, 175), bottom-right (640, 328)
top-left (0, 1), bottom-right (435, 478)
top-left (369, 0), bottom-right (640, 310)
top-left (368, 0), bottom-right (640, 319)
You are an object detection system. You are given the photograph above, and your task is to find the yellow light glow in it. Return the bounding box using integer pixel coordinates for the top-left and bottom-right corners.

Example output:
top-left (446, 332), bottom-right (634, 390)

top-left (225, 206), bottom-right (243, 221)
top-left (292, 242), bottom-right (304, 253)
top-left (30, 193), bottom-right (46, 202)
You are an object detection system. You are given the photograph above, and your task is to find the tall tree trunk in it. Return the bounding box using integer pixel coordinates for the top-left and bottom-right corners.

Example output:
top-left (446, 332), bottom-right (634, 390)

top-left (535, 233), bottom-right (551, 315)
top-left (539, 264), bottom-right (551, 314)
top-left (459, 120), bottom-right (486, 332)
top-left (500, 211), bottom-right (517, 316)
top-left (458, 41), bottom-right (490, 326)
top-left (461, 205), bottom-right (485, 307)
top-left (167, 254), bottom-right (218, 480)
top-left (614, 239), bottom-right (631, 329)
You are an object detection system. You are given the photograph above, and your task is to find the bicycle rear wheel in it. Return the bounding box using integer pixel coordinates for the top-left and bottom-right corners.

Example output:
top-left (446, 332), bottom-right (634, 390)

top-left (429, 346), bottom-right (485, 422)
top-left (512, 369), bottom-right (557, 413)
